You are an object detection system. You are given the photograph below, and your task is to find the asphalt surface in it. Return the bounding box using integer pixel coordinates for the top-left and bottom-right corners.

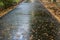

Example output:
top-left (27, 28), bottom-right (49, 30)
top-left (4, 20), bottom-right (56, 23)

top-left (0, 0), bottom-right (60, 40)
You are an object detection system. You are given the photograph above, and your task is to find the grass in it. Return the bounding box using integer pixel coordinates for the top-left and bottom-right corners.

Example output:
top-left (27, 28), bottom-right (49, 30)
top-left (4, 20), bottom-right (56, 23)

top-left (13, 0), bottom-right (20, 3)
top-left (0, 2), bottom-right (4, 7)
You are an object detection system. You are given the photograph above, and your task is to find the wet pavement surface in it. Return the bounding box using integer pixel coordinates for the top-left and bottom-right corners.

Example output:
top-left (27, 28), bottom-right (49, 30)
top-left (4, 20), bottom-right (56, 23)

top-left (0, 0), bottom-right (60, 40)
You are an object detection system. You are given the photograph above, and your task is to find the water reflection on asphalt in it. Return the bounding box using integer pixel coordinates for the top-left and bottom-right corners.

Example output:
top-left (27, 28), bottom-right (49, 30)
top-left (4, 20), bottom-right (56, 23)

top-left (0, 2), bottom-right (34, 40)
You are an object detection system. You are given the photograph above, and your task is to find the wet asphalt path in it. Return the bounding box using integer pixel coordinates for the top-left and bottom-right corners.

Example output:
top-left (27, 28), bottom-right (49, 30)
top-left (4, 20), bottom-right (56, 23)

top-left (0, 0), bottom-right (60, 40)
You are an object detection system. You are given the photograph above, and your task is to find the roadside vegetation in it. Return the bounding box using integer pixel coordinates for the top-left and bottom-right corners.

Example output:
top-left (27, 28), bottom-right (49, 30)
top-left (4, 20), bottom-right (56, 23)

top-left (0, 0), bottom-right (21, 11)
